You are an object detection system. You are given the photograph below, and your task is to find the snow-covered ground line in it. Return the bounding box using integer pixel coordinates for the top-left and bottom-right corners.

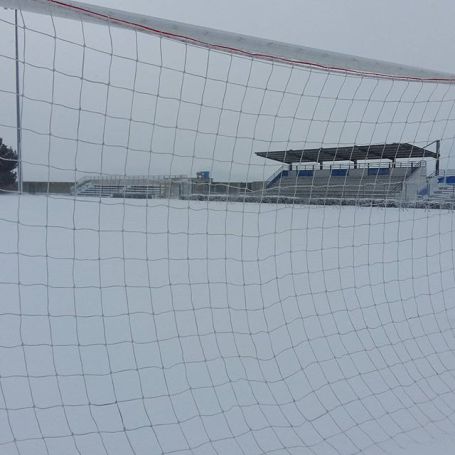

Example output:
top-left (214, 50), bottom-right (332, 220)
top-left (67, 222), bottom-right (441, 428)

top-left (1, 194), bottom-right (455, 454)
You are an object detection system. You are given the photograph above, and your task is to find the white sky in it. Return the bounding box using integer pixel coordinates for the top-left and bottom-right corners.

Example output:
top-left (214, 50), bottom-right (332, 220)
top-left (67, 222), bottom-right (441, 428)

top-left (2, 1), bottom-right (455, 181)
top-left (90, 0), bottom-right (455, 74)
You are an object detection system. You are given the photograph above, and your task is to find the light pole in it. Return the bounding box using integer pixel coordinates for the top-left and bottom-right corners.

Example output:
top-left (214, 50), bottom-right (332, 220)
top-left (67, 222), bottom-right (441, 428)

top-left (15, 9), bottom-right (22, 193)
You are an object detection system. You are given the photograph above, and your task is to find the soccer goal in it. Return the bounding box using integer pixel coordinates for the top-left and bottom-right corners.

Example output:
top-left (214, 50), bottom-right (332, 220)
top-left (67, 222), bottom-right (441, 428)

top-left (1, 1), bottom-right (455, 454)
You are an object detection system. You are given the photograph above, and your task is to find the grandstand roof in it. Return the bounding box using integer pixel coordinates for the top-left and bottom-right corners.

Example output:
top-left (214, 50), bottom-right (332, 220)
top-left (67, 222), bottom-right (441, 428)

top-left (256, 143), bottom-right (439, 164)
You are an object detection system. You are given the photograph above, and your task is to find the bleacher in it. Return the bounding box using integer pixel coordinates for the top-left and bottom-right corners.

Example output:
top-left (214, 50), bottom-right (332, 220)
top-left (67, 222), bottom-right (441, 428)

top-left (265, 165), bottom-right (422, 201)
top-left (73, 175), bottom-right (188, 198)
top-left (257, 143), bottom-right (437, 203)
top-left (431, 186), bottom-right (455, 200)
top-left (426, 172), bottom-right (455, 201)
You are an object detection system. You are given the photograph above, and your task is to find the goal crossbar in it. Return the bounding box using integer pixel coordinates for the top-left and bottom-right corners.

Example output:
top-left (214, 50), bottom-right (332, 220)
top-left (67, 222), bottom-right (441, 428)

top-left (2, 0), bottom-right (455, 83)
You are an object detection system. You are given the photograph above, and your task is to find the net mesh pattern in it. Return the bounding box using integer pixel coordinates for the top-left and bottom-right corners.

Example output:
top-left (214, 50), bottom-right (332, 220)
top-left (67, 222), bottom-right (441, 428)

top-left (1, 4), bottom-right (455, 455)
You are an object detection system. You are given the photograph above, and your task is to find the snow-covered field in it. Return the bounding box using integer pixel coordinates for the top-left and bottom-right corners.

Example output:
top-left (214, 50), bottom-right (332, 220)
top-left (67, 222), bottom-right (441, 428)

top-left (1, 194), bottom-right (455, 455)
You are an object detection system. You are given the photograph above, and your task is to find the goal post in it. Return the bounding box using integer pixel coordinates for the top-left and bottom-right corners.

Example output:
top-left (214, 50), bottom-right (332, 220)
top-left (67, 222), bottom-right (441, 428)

top-left (1, 1), bottom-right (455, 455)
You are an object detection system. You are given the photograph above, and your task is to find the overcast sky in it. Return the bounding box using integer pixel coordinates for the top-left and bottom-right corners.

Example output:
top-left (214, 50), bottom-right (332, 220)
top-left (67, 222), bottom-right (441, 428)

top-left (2, 0), bottom-right (455, 181)
top-left (90, 0), bottom-right (455, 74)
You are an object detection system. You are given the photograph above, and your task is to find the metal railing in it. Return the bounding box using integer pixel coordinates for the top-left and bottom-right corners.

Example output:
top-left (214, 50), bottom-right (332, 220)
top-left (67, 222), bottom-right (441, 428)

top-left (307, 160), bottom-right (427, 170)
top-left (265, 166), bottom-right (287, 188)
top-left (73, 174), bottom-right (190, 194)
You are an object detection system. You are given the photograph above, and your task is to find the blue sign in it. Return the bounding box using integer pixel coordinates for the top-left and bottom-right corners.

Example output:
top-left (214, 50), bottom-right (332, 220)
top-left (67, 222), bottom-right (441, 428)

top-left (298, 170), bottom-right (314, 177)
top-left (197, 171), bottom-right (210, 180)
top-left (331, 169), bottom-right (348, 177)
top-left (368, 168), bottom-right (390, 176)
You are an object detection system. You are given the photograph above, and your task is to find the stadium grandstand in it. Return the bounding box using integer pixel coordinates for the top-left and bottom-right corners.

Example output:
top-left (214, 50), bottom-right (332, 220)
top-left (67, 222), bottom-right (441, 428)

top-left (257, 142), bottom-right (440, 202)
top-left (71, 172), bottom-right (265, 200)
top-left (426, 169), bottom-right (455, 201)
top-left (73, 174), bottom-right (191, 199)
top-left (68, 142), bottom-right (452, 206)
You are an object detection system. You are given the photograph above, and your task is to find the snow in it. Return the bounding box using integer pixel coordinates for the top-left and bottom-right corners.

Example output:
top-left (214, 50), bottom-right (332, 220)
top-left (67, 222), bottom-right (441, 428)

top-left (1, 194), bottom-right (455, 454)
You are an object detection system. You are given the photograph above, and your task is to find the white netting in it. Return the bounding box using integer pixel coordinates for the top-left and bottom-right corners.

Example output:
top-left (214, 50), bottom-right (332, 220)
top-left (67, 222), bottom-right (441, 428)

top-left (1, 2), bottom-right (455, 455)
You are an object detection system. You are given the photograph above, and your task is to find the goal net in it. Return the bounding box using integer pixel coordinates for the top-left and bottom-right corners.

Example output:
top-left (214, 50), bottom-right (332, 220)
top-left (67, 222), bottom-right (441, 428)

top-left (1, 1), bottom-right (455, 454)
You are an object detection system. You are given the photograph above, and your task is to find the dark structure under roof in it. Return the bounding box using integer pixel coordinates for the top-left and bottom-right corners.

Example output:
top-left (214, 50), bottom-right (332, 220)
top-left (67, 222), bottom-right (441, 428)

top-left (256, 142), bottom-right (439, 165)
